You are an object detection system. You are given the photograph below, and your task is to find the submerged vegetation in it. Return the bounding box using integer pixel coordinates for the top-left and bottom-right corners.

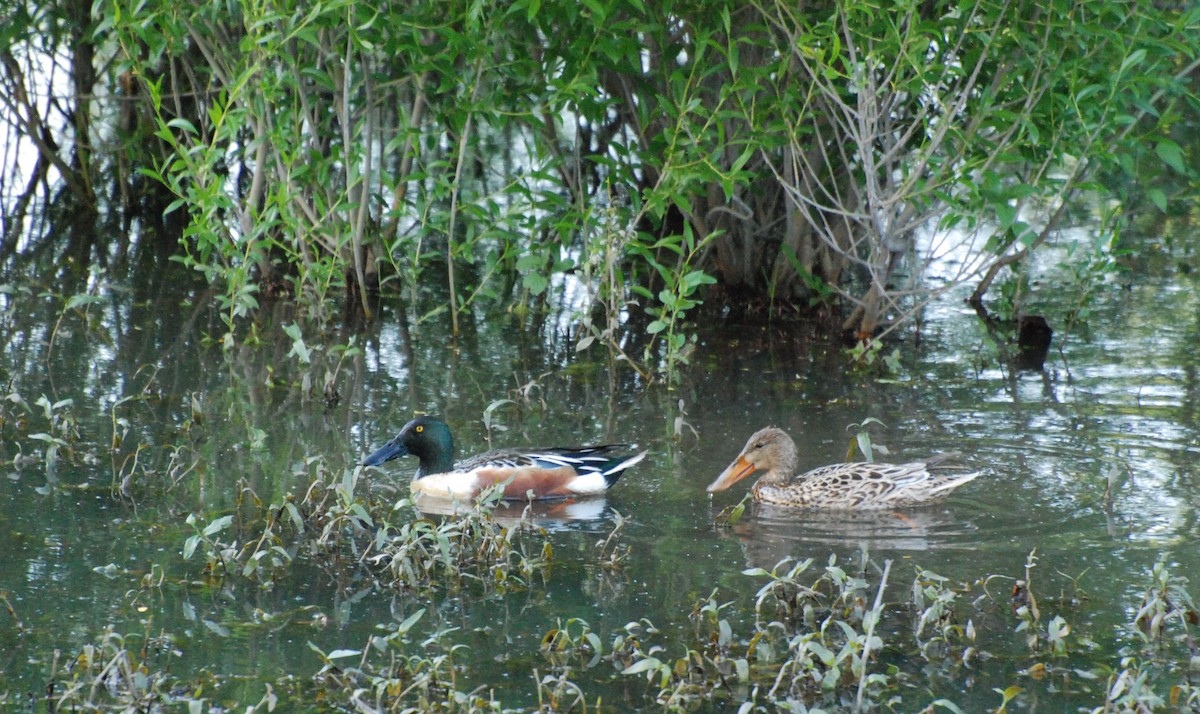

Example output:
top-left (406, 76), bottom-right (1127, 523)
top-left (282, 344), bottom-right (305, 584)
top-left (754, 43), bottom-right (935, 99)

top-left (3, 0), bottom-right (1199, 379)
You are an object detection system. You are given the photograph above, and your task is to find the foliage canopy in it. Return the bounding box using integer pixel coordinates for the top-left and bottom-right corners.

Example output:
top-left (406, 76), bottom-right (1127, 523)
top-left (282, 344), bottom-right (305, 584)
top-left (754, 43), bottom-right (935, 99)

top-left (2, 0), bottom-right (1198, 377)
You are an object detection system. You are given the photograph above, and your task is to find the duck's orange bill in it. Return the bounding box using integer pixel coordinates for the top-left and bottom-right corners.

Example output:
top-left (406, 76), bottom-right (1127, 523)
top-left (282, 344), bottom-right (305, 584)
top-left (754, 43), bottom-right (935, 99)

top-left (707, 455), bottom-right (756, 492)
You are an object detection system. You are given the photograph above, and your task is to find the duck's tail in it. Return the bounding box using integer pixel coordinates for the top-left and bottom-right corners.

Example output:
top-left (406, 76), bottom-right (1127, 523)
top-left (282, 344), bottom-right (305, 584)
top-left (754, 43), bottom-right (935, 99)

top-left (920, 452), bottom-right (980, 496)
top-left (922, 452), bottom-right (963, 469)
top-left (600, 449), bottom-right (648, 487)
top-left (929, 470), bottom-right (982, 495)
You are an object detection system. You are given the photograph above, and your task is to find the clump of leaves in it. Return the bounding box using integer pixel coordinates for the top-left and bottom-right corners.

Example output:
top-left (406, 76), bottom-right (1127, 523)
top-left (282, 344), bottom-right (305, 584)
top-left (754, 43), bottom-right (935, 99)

top-left (40, 626), bottom-right (215, 711)
top-left (366, 490), bottom-right (552, 596)
top-left (2, 390), bottom-right (80, 474)
top-left (309, 611), bottom-right (507, 713)
top-left (1133, 557), bottom-right (1197, 645)
top-left (912, 566), bottom-right (974, 661)
top-left (178, 458), bottom-right (555, 600)
top-left (181, 465), bottom-right (347, 585)
top-left (541, 618), bottom-right (604, 669)
top-left (615, 556), bottom-right (897, 711)
top-left (614, 611), bottom-right (738, 711)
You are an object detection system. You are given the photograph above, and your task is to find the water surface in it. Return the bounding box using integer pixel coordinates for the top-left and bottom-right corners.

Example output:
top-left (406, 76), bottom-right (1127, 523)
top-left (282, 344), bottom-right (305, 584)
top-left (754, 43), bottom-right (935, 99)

top-left (1, 233), bottom-right (1198, 711)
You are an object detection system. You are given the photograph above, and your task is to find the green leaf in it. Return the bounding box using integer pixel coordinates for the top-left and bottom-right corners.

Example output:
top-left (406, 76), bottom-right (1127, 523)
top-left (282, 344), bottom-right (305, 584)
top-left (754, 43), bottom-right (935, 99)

top-left (183, 535), bottom-right (200, 560)
top-left (855, 432), bottom-right (873, 462)
top-left (1147, 188), bottom-right (1167, 213)
top-left (1119, 48), bottom-right (1147, 73)
top-left (284, 323), bottom-right (311, 364)
top-left (284, 502), bottom-right (304, 530)
top-left (1075, 84), bottom-right (1104, 103)
top-left (65, 293), bottom-right (103, 310)
top-left (621, 657), bottom-right (661, 675)
top-left (167, 117), bottom-right (199, 135)
top-left (994, 202), bottom-right (1016, 228)
top-left (726, 499), bottom-right (745, 524)
top-left (523, 272), bottom-right (549, 295)
top-left (807, 641), bottom-right (835, 665)
top-left (397, 608), bottom-right (425, 634)
top-left (681, 269), bottom-right (716, 291)
top-left (203, 515), bottom-right (233, 536)
top-left (516, 254), bottom-right (543, 271)
top-left (1015, 222), bottom-right (1038, 247)
top-left (1155, 139), bottom-right (1186, 174)
top-left (203, 619), bottom-right (231, 637)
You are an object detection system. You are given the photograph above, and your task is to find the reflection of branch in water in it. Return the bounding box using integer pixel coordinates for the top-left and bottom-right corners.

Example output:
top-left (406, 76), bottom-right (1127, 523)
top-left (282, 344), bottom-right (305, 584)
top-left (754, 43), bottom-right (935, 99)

top-left (1102, 456), bottom-right (1132, 538)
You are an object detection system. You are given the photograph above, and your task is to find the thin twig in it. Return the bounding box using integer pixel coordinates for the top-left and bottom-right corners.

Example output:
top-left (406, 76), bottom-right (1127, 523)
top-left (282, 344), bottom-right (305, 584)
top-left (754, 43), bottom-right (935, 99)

top-left (854, 558), bottom-right (891, 713)
top-left (445, 56), bottom-right (486, 337)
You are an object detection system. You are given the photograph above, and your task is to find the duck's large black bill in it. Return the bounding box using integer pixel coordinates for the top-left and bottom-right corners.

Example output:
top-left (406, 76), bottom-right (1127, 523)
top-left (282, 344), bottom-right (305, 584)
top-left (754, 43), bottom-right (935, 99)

top-left (363, 439), bottom-right (408, 466)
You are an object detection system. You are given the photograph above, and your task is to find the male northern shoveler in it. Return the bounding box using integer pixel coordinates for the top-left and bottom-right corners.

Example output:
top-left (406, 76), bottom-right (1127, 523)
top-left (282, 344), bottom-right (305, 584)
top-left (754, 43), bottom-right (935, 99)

top-left (707, 427), bottom-right (979, 509)
top-left (362, 415), bottom-right (647, 501)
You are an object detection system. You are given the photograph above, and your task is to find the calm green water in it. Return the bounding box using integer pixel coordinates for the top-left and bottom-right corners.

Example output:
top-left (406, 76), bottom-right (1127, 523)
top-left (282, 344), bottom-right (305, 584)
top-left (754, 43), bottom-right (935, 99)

top-left (2, 230), bottom-right (1199, 711)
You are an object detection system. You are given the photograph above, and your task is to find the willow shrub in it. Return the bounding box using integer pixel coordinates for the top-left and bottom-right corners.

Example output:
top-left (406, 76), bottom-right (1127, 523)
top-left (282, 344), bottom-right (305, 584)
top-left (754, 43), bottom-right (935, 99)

top-left (101, 0), bottom-right (1199, 379)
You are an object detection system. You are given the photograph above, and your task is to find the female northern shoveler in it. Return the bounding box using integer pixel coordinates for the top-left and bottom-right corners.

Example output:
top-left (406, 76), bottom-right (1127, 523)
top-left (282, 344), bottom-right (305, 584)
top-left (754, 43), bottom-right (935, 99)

top-left (707, 427), bottom-right (979, 509)
top-left (363, 415), bottom-right (647, 501)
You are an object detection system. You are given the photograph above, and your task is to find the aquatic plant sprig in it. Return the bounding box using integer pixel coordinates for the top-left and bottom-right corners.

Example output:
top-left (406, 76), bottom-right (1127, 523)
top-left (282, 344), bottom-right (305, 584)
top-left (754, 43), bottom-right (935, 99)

top-left (534, 667), bottom-right (590, 712)
top-left (594, 509), bottom-right (629, 572)
top-left (541, 618), bottom-right (604, 669)
top-left (1012, 549), bottom-right (1043, 651)
top-left (912, 566), bottom-right (971, 660)
top-left (713, 493), bottom-right (752, 527)
top-left (40, 624), bottom-right (191, 711)
top-left (1009, 548), bottom-right (1080, 657)
top-left (1, 391), bottom-right (80, 474)
top-left (173, 453), bottom-right (563, 603)
top-left (744, 557), bottom-right (823, 627)
top-left (1132, 557), bottom-right (1197, 647)
top-left (176, 462), bottom-right (362, 586)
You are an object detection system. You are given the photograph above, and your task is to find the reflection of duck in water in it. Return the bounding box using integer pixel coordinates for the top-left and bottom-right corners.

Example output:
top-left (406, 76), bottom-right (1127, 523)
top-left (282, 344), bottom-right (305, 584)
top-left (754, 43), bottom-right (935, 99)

top-left (708, 427), bottom-right (979, 509)
top-left (363, 415), bottom-right (647, 501)
top-left (716, 503), bottom-right (977, 565)
top-left (410, 492), bottom-right (615, 529)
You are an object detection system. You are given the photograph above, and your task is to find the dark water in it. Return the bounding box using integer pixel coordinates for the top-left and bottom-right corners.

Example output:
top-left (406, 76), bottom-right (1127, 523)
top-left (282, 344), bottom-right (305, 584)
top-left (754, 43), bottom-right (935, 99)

top-left (2, 231), bottom-right (1199, 711)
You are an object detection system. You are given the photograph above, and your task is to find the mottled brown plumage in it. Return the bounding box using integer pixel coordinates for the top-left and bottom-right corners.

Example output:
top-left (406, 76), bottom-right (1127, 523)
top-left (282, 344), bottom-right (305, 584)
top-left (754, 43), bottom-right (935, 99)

top-left (707, 427), bottom-right (979, 509)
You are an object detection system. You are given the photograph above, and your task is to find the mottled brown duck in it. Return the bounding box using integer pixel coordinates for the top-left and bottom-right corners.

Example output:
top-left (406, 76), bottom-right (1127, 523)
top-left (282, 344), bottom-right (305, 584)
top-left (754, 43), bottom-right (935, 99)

top-left (707, 427), bottom-right (979, 509)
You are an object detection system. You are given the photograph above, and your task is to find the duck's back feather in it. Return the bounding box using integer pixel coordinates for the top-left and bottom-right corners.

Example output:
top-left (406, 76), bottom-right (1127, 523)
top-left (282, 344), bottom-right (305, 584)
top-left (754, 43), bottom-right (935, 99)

top-left (413, 445), bottom-right (646, 501)
top-left (758, 459), bottom-right (979, 509)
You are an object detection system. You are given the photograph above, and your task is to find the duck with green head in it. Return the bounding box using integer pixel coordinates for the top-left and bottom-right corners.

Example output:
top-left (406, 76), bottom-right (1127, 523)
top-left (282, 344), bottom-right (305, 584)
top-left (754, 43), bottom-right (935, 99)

top-left (363, 415), bottom-right (647, 501)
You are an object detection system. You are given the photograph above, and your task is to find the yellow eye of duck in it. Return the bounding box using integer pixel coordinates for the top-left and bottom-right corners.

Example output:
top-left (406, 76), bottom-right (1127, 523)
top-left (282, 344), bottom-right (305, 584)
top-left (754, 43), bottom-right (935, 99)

top-left (416, 425), bottom-right (424, 433)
